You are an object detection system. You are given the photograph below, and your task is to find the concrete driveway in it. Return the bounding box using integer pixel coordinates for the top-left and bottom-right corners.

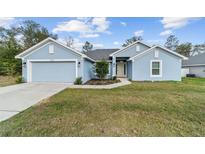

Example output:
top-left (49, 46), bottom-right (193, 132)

top-left (0, 83), bottom-right (71, 122)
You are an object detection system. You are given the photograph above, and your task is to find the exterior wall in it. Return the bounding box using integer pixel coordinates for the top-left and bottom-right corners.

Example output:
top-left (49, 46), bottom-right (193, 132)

top-left (22, 41), bottom-right (83, 82)
top-left (111, 42), bottom-right (150, 77)
top-left (181, 68), bottom-right (189, 77)
top-left (114, 43), bottom-right (150, 58)
top-left (83, 59), bottom-right (94, 83)
top-left (127, 61), bottom-right (132, 80)
top-left (132, 47), bottom-right (182, 81)
top-left (189, 66), bottom-right (205, 77)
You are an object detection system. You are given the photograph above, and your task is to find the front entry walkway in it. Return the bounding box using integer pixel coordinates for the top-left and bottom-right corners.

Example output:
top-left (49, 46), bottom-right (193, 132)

top-left (69, 78), bottom-right (131, 89)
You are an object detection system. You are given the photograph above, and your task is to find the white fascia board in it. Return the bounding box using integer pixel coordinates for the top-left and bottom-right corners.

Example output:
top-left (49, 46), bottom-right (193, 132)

top-left (156, 45), bottom-right (188, 60)
top-left (129, 45), bottom-right (188, 61)
top-left (128, 46), bottom-right (155, 61)
top-left (15, 37), bottom-right (51, 59)
top-left (15, 37), bottom-right (95, 62)
top-left (109, 41), bottom-right (152, 57)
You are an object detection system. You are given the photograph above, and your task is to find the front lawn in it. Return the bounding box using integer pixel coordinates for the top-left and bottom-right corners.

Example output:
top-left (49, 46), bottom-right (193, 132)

top-left (0, 76), bottom-right (17, 87)
top-left (0, 78), bottom-right (205, 136)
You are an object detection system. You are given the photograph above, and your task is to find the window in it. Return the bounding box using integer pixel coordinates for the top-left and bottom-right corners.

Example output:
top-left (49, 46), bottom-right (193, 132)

top-left (49, 44), bottom-right (54, 54)
top-left (150, 60), bottom-right (162, 77)
top-left (136, 45), bottom-right (140, 52)
top-left (124, 63), bottom-right (126, 75)
top-left (154, 50), bottom-right (159, 58)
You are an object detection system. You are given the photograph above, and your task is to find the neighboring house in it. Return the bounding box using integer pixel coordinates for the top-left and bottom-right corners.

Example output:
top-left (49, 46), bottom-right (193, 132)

top-left (182, 52), bottom-right (205, 77)
top-left (15, 37), bottom-right (187, 83)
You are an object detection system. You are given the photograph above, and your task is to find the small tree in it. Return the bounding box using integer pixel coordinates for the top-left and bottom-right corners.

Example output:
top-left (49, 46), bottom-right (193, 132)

top-left (95, 60), bottom-right (109, 79)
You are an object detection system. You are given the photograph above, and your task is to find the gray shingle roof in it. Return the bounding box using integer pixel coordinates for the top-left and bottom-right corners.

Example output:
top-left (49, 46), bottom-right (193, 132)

top-left (182, 52), bottom-right (205, 66)
top-left (85, 49), bottom-right (119, 60)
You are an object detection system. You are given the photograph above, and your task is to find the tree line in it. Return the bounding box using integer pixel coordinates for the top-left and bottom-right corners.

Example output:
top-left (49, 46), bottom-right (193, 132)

top-left (122, 35), bottom-right (205, 57)
top-left (0, 20), bottom-right (57, 76)
top-left (0, 20), bottom-right (204, 77)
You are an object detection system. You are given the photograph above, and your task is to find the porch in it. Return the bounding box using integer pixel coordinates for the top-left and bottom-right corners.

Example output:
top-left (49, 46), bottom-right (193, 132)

top-left (111, 57), bottom-right (131, 78)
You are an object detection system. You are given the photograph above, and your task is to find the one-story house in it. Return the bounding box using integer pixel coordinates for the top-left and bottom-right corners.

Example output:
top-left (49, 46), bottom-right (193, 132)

top-left (15, 37), bottom-right (187, 83)
top-left (182, 52), bottom-right (205, 77)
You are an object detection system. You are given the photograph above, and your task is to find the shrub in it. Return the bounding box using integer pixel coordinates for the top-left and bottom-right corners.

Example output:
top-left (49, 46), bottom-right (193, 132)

top-left (112, 76), bottom-right (117, 80)
top-left (15, 76), bottom-right (24, 83)
top-left (95, 60), bottom-right (109, 79)
top-left (0, 59), bottom-right (21, 76)
top-left (74, 77), bottom-right (82, 85)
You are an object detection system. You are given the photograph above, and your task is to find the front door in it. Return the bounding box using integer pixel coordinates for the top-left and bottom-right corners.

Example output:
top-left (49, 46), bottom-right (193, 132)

top-left (116, 62), bottom-right (127, 77)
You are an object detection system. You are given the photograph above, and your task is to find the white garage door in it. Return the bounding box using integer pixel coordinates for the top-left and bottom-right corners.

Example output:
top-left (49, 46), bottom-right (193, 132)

top-left (30, 61), bottom-right (76, 83)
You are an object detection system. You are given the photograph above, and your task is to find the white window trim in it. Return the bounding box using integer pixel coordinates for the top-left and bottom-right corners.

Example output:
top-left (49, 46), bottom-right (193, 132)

top-left (27, 59), bottom-right (78, 82)
top-left (150, 60), bottom-right (162, 78)
top-left (107, 62), bottom-right (111, 76)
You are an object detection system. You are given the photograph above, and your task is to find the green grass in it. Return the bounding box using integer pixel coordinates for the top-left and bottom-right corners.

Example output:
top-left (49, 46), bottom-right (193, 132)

top-left (0, 77), bottom-right (205, 136)
top-left (0, 76), bottom-right (17, 87)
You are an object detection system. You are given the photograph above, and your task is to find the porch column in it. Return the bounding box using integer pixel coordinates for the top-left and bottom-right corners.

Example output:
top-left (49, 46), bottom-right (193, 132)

top-left (112, 56), bottom-right (116, 77)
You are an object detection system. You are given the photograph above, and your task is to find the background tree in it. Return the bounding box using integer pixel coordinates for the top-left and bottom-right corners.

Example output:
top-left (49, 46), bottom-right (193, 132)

top-left (0, 27), bottom-right (22, 75)
top-left (176, 42), bottom-right (192, 57)
top-left (64, 36), bottom-right (74, 47)
top-left (122, 36), bottom-right (143, 47)
top-left (82, 41), bottom-right (93, 53)
top-left (164, 35), bottom-right (179, 51)
top-left (20, 20), bottom-right (57, 49)
top-left (0, 20), bottom-right (58, 76)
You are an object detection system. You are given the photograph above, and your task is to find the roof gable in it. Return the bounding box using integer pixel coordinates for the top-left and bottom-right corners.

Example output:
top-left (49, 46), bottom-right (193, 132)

top-left (15, 37), bottom-right (95, 62)
top-left (129, 45), bottom-right (188, 61)
top-left (109, 41), bottom-right (152, 57)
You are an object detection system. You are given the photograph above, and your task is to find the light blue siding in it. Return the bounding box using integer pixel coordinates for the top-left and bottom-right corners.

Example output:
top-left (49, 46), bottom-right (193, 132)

top-left (22, 61), bottom-right (27, 82)
top-left (26, 42), bottom-right (81, 59)
top-left (114, 43), bottom-right (150, 57)
top-left (189, 66), bottom-right (205, 77)
top-left (83, 59), bottom-right (94, 83)
top-left (22, 41), bottom-right (83, 82)
top-left (31, 61), bottom-right (76, 82)
top-left (132, 47), bottom-right (181, 81)
top-left (127, 61), bottom-right (132, 80)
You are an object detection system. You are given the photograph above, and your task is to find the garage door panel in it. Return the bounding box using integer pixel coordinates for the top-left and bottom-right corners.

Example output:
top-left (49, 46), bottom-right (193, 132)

top-left (31, 61), bottom-right (76, 83)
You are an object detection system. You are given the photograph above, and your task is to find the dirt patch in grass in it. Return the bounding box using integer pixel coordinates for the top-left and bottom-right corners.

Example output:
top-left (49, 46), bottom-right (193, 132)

top-left (85, 79), bottom-right (121, 85)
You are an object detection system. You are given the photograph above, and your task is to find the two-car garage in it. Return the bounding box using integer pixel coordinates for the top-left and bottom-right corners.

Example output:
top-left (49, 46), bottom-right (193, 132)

top-left (16, 38), bottom-right (94, 83)
top-left (28, 60), bottom-right (77, 83)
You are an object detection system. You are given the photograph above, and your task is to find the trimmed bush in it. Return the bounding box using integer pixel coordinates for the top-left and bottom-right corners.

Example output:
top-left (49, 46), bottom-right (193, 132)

top-left (95, 60), bottom-right (109, 79)
top-left (112, 76), bottom-right (117, 80)
top-left (15, 76), bottom-right (24, 83)
top-left (74, 77), bottom-right (83, 85)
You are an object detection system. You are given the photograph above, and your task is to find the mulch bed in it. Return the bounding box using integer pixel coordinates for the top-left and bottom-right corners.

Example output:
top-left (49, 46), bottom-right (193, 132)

top-left (85, 79), bottom-right (121, 85)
